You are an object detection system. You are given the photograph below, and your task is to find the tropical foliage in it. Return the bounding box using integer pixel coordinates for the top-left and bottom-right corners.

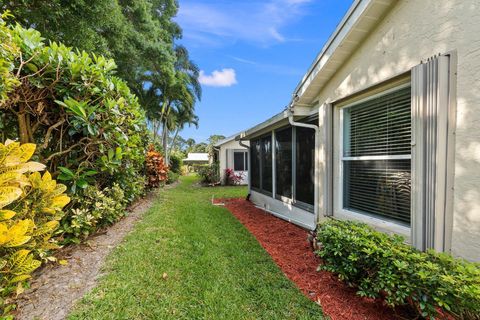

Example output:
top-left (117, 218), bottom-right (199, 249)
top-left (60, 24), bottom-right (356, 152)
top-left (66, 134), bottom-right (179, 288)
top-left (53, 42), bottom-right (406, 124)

top-left (0, 140), bottom-right (69, 314)
top-left (59, 184), bottom-right (127, 243)
top-left (146, 145), bottom-right (169, 188)
top-left (316, 219), bottom-right (480, 320)
top-left (0, 15), bottom-right (149, 203)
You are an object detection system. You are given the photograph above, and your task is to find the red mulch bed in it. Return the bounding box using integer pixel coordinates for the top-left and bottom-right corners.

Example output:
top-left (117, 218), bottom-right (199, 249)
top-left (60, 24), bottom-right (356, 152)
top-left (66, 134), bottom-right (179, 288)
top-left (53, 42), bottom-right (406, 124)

top-left (220, 198), bottom-right (415, 320)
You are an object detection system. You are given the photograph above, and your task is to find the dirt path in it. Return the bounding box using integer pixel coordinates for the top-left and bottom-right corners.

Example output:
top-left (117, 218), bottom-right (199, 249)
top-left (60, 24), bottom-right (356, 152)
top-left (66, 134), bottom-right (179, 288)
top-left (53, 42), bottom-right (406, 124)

top-left (15, 190), bottom-right (161, 320)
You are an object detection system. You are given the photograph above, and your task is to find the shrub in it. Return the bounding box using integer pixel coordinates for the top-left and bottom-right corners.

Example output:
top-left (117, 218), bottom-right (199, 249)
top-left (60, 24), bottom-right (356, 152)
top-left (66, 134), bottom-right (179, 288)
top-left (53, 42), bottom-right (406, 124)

top-left (224, 168), bottom-right (244, 185)
top-left (316, 219), bottom-right (480, 319)
top-left (0, 140), bottom-right (69, 314)
top-left (197, 163), bottom-right (219, 185)
top-left (166, 171), bottom-right (179, 185)
top-left (169, 153), bottom-right (182, 174)
top-left (0, 14), bottom-right (148, 203)
top-left (60, 183), bottom-right (127, 243)
top-left (146, 145), bottom-right (168, 188)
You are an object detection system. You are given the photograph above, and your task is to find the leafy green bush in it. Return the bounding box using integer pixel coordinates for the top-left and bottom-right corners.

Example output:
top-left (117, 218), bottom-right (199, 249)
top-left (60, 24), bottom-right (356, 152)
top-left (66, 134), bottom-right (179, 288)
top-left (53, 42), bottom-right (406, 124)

top-left (59, 184), bottom-right (128, 243)
top-left (166, 171), bottom-right (179, 185)
top-left (0, 14), bottom-right (148, 203)
top-left (197, 163), bottom-right (219, 185)
top-left (316, 219), bottom-right (480, 319)
top-left (169, 153), bottom-right (183, 174)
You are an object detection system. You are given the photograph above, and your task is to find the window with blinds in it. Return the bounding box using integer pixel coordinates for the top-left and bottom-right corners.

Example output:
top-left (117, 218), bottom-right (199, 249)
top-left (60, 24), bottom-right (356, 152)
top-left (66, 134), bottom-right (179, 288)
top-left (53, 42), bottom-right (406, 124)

top-left (342, 86), bottom-right (411, 225)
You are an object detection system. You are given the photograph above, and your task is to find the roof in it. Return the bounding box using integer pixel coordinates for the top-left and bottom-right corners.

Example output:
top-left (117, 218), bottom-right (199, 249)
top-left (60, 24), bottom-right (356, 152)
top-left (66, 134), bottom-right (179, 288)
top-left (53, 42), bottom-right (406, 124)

top-left (183, 153), bottom-right (209, 162)
top-left (235, 0), bottom-right (396, 139)
top-left (291, 0), bottom-right (396, 108)
top-left (214, 134), bottom-right (237, 147)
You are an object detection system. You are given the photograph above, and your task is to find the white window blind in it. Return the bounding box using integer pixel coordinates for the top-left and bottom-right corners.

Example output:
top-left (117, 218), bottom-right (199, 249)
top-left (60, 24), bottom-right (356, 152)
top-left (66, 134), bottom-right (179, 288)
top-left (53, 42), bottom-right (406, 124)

top-left (342, 86), bottom-right (412, 224)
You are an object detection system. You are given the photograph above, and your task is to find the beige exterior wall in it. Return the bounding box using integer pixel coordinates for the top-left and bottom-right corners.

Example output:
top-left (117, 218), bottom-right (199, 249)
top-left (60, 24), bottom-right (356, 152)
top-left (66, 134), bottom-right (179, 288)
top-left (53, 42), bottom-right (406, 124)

top-left (217, 140), bottom-right (249, 185)
top-left (312, 0), bottom-right (480, 260)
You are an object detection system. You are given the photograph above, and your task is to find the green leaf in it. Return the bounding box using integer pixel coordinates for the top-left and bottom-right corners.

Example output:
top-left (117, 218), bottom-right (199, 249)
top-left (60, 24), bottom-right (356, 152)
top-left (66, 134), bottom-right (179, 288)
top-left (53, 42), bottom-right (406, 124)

top-left (76, 179), bottom-right (88, 189)
top-left (58, 167), bottom-right (75, 178)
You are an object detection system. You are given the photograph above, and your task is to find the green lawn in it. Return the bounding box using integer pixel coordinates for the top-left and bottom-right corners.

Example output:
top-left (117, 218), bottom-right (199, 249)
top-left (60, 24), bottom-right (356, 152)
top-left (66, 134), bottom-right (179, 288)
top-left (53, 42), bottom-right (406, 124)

top-left (68, 175), bottom-right (325, 320)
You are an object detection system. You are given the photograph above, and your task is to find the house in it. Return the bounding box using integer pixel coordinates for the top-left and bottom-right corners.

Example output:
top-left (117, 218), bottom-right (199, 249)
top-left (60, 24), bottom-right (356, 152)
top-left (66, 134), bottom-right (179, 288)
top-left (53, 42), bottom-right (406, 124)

top-left (236, 0), bottom-right (480, 262)
top-left (214, 135), bottom-right (249, 185)
top-left (182, 153), bottom-right (209, 171)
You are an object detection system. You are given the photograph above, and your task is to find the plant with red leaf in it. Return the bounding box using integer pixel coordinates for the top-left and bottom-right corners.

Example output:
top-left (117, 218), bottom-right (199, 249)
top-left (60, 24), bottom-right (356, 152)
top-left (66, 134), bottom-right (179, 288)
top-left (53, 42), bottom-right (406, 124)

top-left (224, 168), bottom-right (244, 185)
top-left (146, 145), bottom-right (168, 188)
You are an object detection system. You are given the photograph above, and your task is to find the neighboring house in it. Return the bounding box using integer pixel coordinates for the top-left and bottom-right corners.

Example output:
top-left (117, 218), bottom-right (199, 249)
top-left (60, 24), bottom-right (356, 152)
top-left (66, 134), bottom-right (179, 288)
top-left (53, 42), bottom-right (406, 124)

top-left (236, 0), bottom-right (480, 261)
top-left (182, 153), bottom-right (209, 170)
top-left (214, 135), bottom-right (249, 185)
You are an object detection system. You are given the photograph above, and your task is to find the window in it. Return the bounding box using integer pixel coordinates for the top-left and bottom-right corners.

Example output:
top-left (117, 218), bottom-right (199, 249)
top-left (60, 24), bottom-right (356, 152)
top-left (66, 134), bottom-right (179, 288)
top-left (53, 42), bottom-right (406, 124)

top-left (250, 139), bottom-right (261, 189)
top-left (261, 135), bottom-right (272, 193)
top-left (234, 151), bottom-right (247, 171)
top-left (275, 127), bottom-right (292, 198)
top-left (341, 86), bottom-right (411, 225)
top-left (296, 126), bottom-right (315, 206)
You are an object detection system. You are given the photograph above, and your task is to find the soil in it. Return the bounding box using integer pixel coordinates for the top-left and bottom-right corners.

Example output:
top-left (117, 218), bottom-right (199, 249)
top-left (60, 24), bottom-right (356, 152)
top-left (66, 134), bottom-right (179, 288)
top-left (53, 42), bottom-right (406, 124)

top-left (14, 190), bottom-right (160, 320)
top-left (223, 198), bottom-right (416, 320)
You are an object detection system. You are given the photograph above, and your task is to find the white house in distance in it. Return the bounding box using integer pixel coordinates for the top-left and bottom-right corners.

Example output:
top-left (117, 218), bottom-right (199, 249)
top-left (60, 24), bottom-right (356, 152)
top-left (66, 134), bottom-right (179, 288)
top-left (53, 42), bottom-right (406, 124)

top-left (236, 0), bottom-right (480, 262)
top-left (214, 135), bottom-right (249, 185)
top-left (182, 153), bottom-right (209, 167)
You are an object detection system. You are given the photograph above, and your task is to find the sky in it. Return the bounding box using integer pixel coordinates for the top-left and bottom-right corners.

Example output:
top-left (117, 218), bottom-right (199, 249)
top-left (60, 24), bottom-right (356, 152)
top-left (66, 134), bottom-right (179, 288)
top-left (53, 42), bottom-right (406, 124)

top-left (175, 0), bottom-right (354, 143)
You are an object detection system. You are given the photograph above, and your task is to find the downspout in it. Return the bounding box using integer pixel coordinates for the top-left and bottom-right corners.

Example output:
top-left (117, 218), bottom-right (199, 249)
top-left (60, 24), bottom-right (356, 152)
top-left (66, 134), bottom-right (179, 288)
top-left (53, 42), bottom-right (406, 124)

top-left (287, 106), bottom-right (320, 230)
top-left (238, 138), bottom-right (251, 199)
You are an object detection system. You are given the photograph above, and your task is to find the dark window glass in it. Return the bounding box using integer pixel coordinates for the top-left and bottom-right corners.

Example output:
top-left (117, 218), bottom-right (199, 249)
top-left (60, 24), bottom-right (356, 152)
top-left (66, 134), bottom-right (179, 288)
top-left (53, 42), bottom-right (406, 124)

top-left (275, 128), bottom-right (292, 198)
top-left (245, 152), bottom-right (248, 170)
top-left (261, 135), bottom-right (272, 193)
top-left (250, 140), bottom-right (261, 189)
top-left (344, 159), bottom-right (411, 224)
top-left (234, 152), bottom-right (245, 171)
top-left (296, 127), bottom-right (315, 205)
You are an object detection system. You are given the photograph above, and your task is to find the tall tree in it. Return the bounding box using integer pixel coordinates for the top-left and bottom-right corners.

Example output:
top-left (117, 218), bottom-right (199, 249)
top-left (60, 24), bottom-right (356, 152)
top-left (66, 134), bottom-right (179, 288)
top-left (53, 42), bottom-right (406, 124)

top-left (2, 0), bottom-right (180, 90)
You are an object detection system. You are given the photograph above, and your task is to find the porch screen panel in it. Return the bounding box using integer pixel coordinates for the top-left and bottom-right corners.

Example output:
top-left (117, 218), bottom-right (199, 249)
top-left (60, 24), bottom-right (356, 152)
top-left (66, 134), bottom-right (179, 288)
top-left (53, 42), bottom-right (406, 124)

top-left (250, 139), bottom-right (261, 189)
top-left (275, 127), bottom-right (292, 198)
top-left (261, 135), bottom-right (272, 193)
top-left (296, 126), bottom-right (315, 205)
top-left (343, 86), bottom-right (411, 224)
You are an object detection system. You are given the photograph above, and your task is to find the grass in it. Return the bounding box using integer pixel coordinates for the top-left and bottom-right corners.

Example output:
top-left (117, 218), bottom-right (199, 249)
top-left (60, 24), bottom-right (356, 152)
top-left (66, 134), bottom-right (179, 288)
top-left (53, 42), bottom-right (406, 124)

top-left (68, 175), bottom-right (325, 320)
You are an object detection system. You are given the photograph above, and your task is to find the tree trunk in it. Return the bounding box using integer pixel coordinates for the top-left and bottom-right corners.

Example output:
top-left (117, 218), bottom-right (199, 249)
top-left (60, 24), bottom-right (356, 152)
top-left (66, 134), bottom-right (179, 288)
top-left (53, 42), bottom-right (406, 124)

top-left (161, 123), bottom-right (169, 165)
top-left (17, 104), bottom-right (30, 143)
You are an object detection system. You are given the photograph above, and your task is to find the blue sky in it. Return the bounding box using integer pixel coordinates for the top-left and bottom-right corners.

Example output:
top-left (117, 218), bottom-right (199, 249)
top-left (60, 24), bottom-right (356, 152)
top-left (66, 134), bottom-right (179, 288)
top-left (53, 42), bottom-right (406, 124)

top-left (175, 0), bottom-right (353, 143)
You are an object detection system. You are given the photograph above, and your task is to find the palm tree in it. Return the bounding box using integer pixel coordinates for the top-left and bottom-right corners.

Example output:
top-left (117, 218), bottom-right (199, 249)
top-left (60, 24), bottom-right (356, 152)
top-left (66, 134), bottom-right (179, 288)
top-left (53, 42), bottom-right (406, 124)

top-left (136, 44), bottom-right (201, 158)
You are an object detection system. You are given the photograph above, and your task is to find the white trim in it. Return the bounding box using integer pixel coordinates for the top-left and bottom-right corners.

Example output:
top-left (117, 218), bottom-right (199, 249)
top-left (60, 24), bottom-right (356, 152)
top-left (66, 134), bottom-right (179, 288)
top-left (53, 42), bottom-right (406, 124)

top-left (342, 155), bottom-right (411, 161)
top-left (333, 83), bottom-right (413, 236)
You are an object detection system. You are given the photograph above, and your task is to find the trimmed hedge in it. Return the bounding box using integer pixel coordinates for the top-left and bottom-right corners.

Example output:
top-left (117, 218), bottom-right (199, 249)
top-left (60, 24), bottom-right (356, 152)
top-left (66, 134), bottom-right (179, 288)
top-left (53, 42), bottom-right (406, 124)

top-left (316, 219), bottom-right (480, 320)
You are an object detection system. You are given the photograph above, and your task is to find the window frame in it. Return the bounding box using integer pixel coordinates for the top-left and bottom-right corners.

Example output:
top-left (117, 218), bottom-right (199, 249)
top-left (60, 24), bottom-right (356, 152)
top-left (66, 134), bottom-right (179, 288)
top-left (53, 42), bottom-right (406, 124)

top-left (233, 150), bottom-right (247, 171)
top-left (333, 83), bottom-right (412, 238)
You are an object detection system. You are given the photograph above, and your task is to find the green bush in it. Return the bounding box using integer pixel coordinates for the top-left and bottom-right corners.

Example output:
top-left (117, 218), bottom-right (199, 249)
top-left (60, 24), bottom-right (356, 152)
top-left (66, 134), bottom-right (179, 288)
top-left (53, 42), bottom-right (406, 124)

top-left (166, 171), bottom-right (179, 185)
top-left (0, 14), bottom-right (148, 203)
top-left (169, 153), bottom-right (183, 174)
top-left (197, 163), bottom-right (219, 184)
top-left (59, 183), bottom-right (128, 243)
top-left (316, 219), bottom-right (480, 319)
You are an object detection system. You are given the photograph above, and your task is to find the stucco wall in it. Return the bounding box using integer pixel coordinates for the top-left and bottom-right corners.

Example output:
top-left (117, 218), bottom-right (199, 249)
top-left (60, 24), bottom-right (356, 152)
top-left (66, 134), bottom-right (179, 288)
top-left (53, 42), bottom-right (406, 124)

top-left (312, 0), bottom-right (480, 261)
top-left (218, 140), bottom-right (249, 185)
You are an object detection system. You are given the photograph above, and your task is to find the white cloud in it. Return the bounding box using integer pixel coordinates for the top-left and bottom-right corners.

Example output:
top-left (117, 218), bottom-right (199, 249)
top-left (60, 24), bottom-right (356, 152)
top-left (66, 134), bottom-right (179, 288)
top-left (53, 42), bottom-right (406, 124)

top-left (199, 68), bottom-right (238, 87)
top-left (176, 0), bottom-right (312, 46)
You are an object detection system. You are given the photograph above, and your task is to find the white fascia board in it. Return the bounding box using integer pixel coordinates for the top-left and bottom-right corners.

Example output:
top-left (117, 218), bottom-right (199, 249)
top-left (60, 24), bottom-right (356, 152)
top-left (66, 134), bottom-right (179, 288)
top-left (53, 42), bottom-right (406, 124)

top-left (214, 134), bottom-right (238, 147)
top-left (236, 110), bottom-right (289, 141)
top-left (291, 0), bottom-right (395, 107)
